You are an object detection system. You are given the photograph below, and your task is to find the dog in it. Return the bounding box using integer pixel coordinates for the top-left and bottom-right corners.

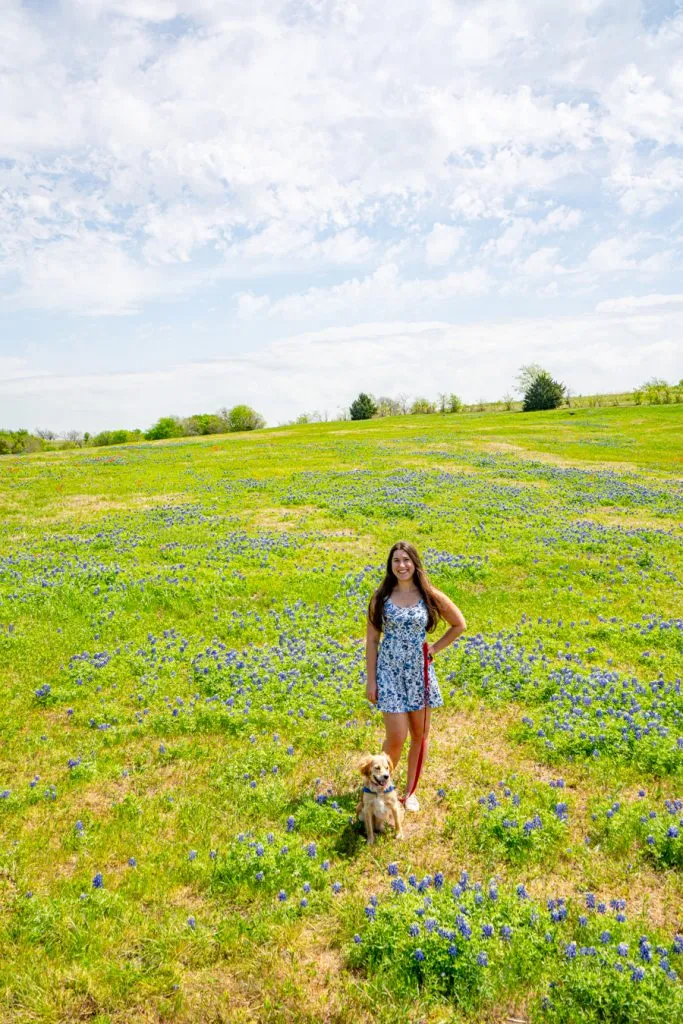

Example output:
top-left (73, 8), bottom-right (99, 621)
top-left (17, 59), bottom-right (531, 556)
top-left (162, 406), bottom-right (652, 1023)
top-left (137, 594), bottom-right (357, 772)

top-left (356, 753), bottom-right (405, 844)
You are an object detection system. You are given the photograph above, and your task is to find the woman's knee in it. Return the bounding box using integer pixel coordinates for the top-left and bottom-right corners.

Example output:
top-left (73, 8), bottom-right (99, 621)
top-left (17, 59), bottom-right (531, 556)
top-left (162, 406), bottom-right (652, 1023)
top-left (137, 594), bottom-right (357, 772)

top-left (408, 712), bottom-right (431, 743)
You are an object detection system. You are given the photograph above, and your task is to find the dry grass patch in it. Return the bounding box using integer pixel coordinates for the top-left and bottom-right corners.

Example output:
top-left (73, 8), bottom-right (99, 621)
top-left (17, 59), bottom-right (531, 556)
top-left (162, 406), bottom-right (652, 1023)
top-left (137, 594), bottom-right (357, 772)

top-left (40, 492), bottom-right (193, 523)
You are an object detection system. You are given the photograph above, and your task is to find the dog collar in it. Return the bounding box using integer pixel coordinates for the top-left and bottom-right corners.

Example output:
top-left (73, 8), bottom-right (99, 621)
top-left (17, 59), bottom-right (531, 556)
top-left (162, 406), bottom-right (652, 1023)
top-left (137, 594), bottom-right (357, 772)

top-left (363, 784), bottom-right (395, 794)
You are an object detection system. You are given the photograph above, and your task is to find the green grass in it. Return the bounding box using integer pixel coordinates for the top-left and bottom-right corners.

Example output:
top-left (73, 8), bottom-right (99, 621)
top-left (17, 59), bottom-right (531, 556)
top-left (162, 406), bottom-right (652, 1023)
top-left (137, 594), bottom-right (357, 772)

top-left (0, 403), bottom-right (682, 1023)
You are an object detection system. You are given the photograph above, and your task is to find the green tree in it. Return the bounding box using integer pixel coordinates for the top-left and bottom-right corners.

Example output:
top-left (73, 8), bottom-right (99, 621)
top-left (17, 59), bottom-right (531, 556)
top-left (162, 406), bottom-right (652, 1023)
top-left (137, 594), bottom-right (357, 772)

top-left (514, 363), bottom-right (545, 396)
top-left (522, 371), bottom-right (566, 412)
top-left (185, 413), bottom-right (225, 435)
top-left (226, 405), bottom-right (266, 432)
top-left (349, 393), bottom-right (377, 420)
top-left (410, 397), bottom-right (437, 414)
top-left (145, 417), bottom-right (185, 441)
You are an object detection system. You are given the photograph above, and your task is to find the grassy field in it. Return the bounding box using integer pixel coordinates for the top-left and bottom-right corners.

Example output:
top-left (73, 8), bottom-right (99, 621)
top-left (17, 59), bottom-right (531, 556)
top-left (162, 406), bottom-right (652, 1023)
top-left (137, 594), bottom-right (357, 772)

top-left (0, 403), bottom-right (682, 1024)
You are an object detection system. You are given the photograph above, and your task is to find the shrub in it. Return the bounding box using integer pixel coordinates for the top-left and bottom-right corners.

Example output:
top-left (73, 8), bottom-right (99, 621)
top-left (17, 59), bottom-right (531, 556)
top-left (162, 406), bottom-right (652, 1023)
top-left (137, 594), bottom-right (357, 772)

top-left (0, 429), bottom-right (43, 454)
top-left (145, 417), bottom-right (185, 441)
top-left (349, 393), bottom-right (377, 420)
top-left (184, 413), bottom-right (227, 435)
top-left (410, 397), bottom-right (437, 414)
top-left (523, 372), bottom-right (566, 412)
top-left (226, 405), bottom-right (265, 432)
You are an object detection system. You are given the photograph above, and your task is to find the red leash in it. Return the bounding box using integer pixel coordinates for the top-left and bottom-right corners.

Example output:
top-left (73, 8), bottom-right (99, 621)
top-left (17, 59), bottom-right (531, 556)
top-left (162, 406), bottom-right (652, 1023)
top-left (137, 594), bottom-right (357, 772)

top-left (400, 641), bottom-right (432, 804)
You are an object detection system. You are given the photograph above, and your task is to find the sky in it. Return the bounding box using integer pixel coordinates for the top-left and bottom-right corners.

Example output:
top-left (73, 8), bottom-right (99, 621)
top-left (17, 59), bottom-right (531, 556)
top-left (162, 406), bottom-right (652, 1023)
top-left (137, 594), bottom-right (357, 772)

top-left (1, 0), bottom-right (683, 433)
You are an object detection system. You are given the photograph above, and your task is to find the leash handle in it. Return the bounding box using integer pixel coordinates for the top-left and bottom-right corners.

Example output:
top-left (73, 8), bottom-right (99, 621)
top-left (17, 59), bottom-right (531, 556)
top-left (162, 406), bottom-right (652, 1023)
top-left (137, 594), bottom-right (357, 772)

top-left (400, 641), bottom-right (431, 803)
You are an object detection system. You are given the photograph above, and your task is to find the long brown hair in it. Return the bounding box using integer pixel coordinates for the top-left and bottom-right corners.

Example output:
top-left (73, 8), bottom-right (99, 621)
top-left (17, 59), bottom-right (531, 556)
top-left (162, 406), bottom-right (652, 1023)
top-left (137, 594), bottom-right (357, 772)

top-left (367, 540), bottom-right (442, 634)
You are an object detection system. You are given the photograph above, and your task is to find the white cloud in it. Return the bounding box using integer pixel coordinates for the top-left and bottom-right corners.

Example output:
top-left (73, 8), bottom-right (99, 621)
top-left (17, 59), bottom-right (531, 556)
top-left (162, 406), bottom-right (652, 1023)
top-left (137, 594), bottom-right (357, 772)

top-left (596, 293), bottom-right (683, 313)
top-left (425, 223), bottom-right (463, 266)
top-left (0, 0), bottom-right (682, 425)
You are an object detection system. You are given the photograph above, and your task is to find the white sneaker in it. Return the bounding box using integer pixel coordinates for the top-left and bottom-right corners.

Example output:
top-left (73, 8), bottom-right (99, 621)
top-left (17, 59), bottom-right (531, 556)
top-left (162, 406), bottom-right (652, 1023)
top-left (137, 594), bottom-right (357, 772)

top-left (404, 794), bottom-right (420, 812)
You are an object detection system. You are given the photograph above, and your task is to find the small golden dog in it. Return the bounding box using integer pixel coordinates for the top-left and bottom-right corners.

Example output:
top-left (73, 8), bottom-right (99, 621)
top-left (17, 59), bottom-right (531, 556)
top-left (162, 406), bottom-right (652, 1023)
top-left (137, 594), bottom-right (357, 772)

top-left (356, 753), bottom-right (405, 844)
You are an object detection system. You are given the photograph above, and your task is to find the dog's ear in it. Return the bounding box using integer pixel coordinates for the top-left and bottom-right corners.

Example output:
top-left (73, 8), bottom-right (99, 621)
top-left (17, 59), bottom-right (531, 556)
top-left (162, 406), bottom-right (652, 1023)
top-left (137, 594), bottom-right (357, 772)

top-left (358, 754), bottom-right (374, 776)
top-left (384, 752), bottom-right (394, 773)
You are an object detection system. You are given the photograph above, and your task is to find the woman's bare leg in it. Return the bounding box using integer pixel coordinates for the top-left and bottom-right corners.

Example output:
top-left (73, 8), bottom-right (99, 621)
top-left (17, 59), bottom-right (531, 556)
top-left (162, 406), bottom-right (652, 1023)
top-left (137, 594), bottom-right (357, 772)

top-left (382, 712), bottom-right (409, 771)
top-left (405, 707), bottom-right (432, 794)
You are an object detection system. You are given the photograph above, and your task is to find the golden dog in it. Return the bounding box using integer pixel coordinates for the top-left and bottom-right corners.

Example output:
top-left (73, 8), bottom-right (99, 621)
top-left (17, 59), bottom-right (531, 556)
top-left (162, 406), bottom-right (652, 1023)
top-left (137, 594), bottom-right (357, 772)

top-left (356, 753), bottom-right (405, 844)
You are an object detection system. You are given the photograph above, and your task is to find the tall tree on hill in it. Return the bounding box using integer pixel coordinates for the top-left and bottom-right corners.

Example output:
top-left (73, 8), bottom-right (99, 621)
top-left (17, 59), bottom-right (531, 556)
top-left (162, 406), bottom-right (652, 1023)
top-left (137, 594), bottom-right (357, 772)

top-left (514, 363), bottom-right (545, 396)
top-left (226, 405), bottom-right (265, 432)
top-left (522, 371), bottom-right (566, 411)
top-left (349, 392), bottom-right (377, 420)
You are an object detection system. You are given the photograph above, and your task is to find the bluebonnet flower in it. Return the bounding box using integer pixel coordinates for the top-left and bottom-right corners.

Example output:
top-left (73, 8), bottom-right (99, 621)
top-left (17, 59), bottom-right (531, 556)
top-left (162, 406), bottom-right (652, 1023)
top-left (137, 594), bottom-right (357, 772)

top-left (92, 873), bottom-right (103, 888)
top-left (353, 934), bottom-right (362, 944)
top-left (408, 874), bottom-right (417, 888)
top-left (501, 925), bottom-right (512, 941)
top-left (128, 857), bottom-right (137, 868)
top-left (585, 893), bottom-right (595, 909)
top-left (434, 872), bottom-right (444, 890)
top-left (673, 935), bottom-right (683, 954)
top-left (476, 952), bottom-right (488, 966)
top-left (516, 884), bottom-right (529, 899)
top-left (187, 916), bottom-right (196, 928)
top-left (368, 894), bottom-right (378, 907)
top-left (321, 860), bottom-right (330, 871)
top-left (209, 850), bottom-right (217, 860)
top-left (188, 850), bottom-right (197, 861)
top-left (448, 944), bottom-right (458, 956)
top-left (631, 966), bottom-right (645, 982)
top-left (565, 942), bottom-right (577, 960)
top-left (617, 943), bottom-right (629, 956)
top-left (300, 898), bottom-right (308, 908)
top-left (600, 931), bottom-right (611, 944)
top-left (306, 842), bottom-right (317, 858)
top-left (391, 878), bottom-right (407, 894)
top-left (286, 816), bottom-right (296, 832)
top-left (277, 890), bottom-right (287, 902)
top-left (579, 915), bottom-right (587, 927)
top-left (408, 923), bottom-right (420, 937)
top-left (255, 843), bottom-right (265, 857)
top-left (255, 871), bottom-right (264, 881)
top-left (387, 862), bottom-right (398, 876)
top-left (414, 949), bottom-right (425, 962)
top-left (364, 905), bottom-right (376, 921)
top-left (482, 924), bottom-right (494, 938)
top-left (332, 881), bottom-right (342, 894)
top-left (303, 882), bottom-right (311, 893)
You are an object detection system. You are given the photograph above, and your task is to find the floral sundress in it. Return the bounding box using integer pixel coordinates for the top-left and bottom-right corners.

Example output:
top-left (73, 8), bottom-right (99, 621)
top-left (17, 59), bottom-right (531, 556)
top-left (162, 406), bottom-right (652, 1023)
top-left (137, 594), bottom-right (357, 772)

top-left (375, 596), bottom-right (443, 713)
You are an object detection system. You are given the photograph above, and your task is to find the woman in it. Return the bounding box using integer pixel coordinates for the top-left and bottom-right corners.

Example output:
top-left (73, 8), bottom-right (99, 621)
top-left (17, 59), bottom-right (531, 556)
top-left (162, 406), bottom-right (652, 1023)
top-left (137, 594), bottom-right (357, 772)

top-left (365, 540), bottom-right (467, 811)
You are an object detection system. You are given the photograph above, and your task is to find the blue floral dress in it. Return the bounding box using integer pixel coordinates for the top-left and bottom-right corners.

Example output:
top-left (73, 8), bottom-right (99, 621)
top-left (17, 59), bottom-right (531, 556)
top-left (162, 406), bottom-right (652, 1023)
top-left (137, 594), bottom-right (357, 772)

top-left (375, 596), bottom-right (443, 713)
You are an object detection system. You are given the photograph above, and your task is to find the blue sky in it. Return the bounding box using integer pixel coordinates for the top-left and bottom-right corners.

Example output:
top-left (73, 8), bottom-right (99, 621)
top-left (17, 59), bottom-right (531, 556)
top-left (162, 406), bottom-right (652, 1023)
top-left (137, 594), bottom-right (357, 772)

top-left (2, 0), bottom-right (683, 432)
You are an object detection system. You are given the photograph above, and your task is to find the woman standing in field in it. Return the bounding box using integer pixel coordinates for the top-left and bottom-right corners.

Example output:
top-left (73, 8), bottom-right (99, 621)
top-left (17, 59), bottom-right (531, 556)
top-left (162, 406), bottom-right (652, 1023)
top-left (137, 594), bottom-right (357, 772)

top-left (365, 541), bottom-right (467, 811)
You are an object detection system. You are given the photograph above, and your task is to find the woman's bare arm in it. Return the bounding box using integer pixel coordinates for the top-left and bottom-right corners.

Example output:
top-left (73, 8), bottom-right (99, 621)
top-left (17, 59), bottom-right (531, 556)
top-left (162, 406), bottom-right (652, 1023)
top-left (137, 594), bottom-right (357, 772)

top-left (365, 595), bottom-right (381, 703)
top-left (428, 590), bottom-right (467, 657)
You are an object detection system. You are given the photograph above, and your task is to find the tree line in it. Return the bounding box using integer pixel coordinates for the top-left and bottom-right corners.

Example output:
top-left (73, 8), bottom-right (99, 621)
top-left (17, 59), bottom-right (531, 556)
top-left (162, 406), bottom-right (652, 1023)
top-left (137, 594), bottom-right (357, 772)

top-left (1, 371), bottom-right (681, 455)
top-left (0, 405), bottom-right (264, 455)
top-left (345, 368), bottom-right (683, 421)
